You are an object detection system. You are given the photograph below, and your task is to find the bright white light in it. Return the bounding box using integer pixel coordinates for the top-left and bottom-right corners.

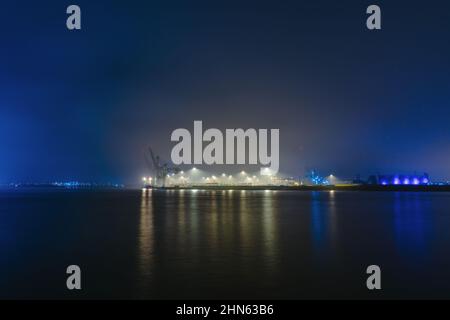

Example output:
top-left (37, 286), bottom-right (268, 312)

top-left (180, 171), bottom-right (184, 174)
top-left (142, 177), bottom-right (147, 182)
top-left (241, 171), bottom-right (246, 175)
top-left (192, 167), bottom-right (197, 171)
top-left (222, 173), bottom-right (226, 177)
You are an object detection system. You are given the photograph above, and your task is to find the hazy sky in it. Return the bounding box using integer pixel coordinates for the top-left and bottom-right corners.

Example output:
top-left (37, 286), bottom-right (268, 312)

top-left (1, 0), bottom-right (450, 184)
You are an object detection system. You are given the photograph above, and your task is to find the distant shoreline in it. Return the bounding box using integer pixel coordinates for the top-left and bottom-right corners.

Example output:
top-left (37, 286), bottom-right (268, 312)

top-left (153, 185), bottom-right (450, 192)
top-left (2, 184), bottom-right (450, 192)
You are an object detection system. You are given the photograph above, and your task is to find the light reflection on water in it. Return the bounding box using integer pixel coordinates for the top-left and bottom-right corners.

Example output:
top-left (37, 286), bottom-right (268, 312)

top-left (135, 190), bottom-right (450, 298)
top-left (311, 191), bottom-right (338, 254)
top-left (138, 189), bottom-right (282, 295)
top-left (139, 189), bottom-right (154, 281)
top-left (1, 189), bottom-right (449, 298)
top-left (393, 192), bottom-right (430, 257)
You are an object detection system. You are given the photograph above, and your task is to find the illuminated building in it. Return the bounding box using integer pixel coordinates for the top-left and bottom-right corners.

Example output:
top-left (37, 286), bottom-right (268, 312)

top-left (370, 173), bottom-right (430, 186)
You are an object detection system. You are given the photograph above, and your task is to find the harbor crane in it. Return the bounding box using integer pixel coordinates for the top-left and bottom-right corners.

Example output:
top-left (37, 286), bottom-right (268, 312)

top-left (145, 147), bottom-right (180, 187)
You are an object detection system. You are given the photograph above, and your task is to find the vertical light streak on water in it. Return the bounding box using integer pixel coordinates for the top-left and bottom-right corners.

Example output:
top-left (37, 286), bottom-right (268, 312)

top-left (311, 191), bottom-right (338, 256)
top-left (238, 190), bottom-right (250, 261)
top-left (176, 189), bottom-right (187, 247)
top-left (311, 191), bottom-right (325, 251)
top-left (138, 189), bottom-right (154, 284)
top-left (208, 190), bottom-right (219, 250)
top-left (261, 190), bottom-right (279, 274)
top-left (188, 189), bottom-right (199, 249)
top-left (393, 192), bottom-right (429, 258)
top-left (328, 191), bottom-right (338, 253)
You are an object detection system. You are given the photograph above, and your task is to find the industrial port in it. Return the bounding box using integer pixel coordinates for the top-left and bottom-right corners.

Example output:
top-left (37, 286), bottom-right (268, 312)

top-left (142, 148), bottom-right (450, 191)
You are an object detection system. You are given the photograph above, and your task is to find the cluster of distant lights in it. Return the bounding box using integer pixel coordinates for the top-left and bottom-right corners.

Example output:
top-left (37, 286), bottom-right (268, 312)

top-left (142, 167), bottom-right (299, 186)
top-left (380, 177), bottom-right (429, 186)
top-left (53, 181), bottom-right (87, 187)
top-left (311, 176), bottom-right (330, 185)
top-left (51, 182), bottom-right (123, 188)
top-left (201, 171), bottom-right (261, 182)
top-left (142, 170), bottom-right (434, 187)
top-left (309, 171), bottom-right (332, 185)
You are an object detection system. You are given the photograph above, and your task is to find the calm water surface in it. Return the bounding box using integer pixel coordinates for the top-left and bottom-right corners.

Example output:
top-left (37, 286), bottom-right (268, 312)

top-left (1, 189), bottom-right (450, 299)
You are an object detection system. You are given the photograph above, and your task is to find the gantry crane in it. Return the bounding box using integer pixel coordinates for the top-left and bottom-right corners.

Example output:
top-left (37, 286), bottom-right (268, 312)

top-left (145, 147), bottom-right (180, 187)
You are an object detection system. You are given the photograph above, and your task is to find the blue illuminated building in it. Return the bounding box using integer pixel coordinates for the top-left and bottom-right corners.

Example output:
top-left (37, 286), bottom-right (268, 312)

top-left (371, 173), bottom-right (430, 186)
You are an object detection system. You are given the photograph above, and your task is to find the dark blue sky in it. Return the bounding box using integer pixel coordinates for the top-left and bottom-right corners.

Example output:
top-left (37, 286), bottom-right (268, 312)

top-left (1, 0), bottom-right (450, 184)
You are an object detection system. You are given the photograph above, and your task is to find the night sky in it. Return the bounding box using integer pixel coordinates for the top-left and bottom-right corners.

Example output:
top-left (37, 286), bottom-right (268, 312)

top-left (1, 0), bottom-right (450, 184)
